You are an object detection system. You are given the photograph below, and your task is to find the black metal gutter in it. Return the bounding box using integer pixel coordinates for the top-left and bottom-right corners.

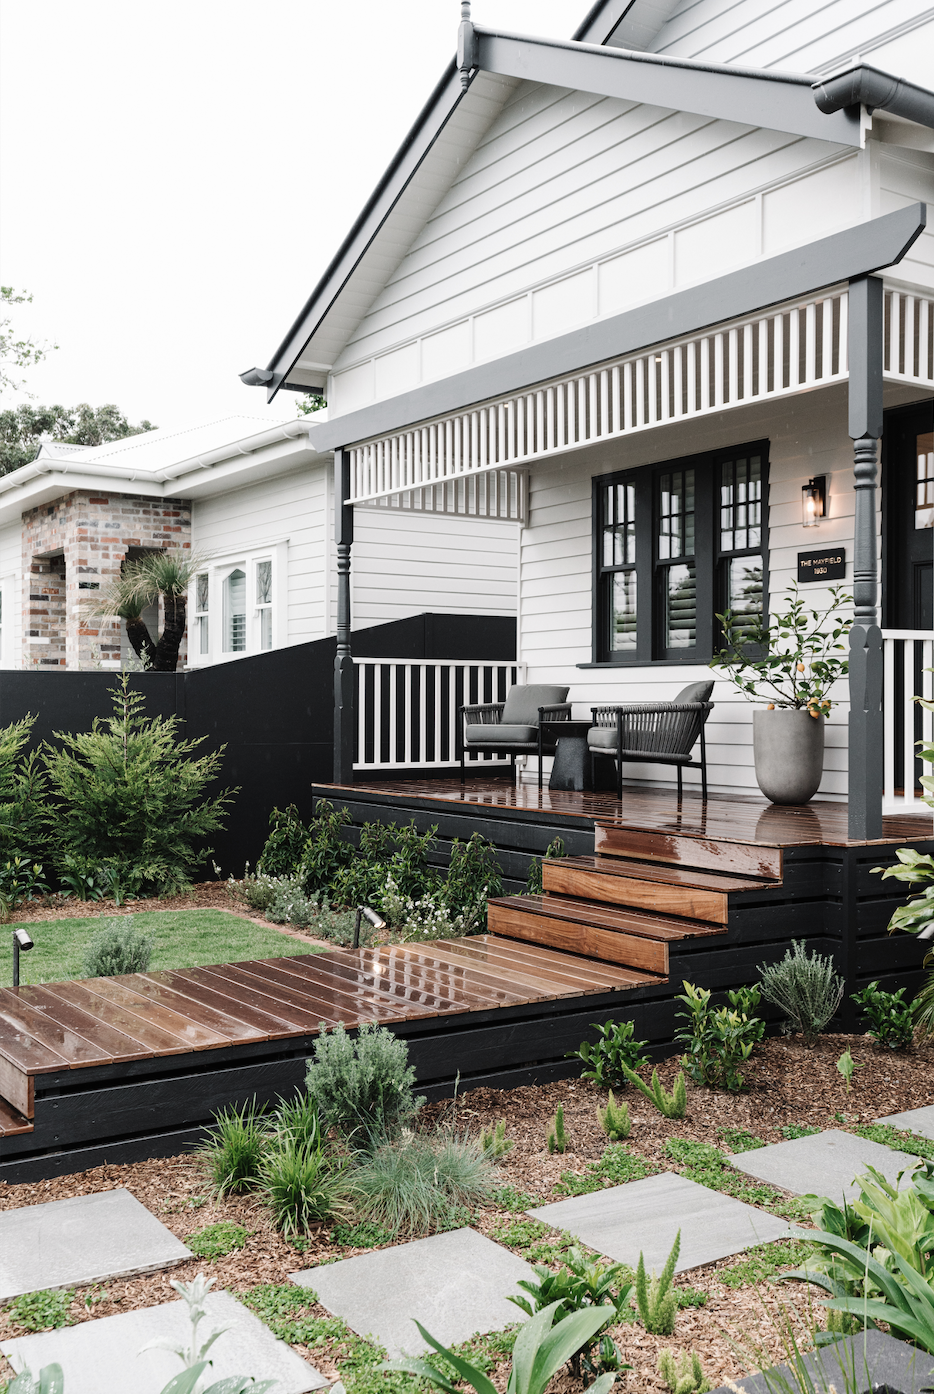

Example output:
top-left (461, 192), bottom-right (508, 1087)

top-left (812, 63), bottom-right (934, 130)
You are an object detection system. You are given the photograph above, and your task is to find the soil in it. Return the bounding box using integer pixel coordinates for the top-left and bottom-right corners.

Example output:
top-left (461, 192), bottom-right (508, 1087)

top-left (1, 1034), bottom-right (932, 1391)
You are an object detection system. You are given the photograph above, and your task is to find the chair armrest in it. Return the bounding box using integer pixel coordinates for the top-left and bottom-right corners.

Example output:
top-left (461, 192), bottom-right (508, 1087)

top-left (461, 702), bottom-right (505, 725)
top-left (538, 704), bottom-right (573, 721)
top-left (590, 702), bottom-right (712, 717)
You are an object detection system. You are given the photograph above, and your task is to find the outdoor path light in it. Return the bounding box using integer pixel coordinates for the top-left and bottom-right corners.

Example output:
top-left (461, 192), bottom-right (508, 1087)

top-left (12, 927), bottom-right (34, 988)
top-left (353, 905), bottom-right (387, 949)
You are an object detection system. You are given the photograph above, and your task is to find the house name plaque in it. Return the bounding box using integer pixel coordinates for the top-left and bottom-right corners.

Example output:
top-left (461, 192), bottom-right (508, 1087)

top-left (797, 549), bottom-right (846, 582)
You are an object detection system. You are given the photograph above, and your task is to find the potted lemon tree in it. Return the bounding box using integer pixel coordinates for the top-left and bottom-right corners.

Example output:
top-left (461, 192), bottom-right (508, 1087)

top-left (710, 584), bottom-right (853, 804)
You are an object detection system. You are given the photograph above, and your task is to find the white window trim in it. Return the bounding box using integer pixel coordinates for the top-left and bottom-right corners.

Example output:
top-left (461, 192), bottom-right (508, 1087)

top-left (0, 572), bottom-right (18, 670)
top-left (187, 540), bottom-right (288, 667)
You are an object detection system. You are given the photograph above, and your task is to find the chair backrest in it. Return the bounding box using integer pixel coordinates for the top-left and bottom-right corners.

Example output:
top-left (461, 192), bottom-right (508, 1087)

top-left (501, 684), bottom-right (570, 726)
top-left (673, 680), bottom-right (714, 705)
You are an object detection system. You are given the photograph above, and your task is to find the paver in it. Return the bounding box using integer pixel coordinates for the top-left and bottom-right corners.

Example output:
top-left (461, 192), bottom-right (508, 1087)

top-left (708, 1329), bottom-right (934, 1394)
top-left (876, 1105), bottom-right (934, 1141)
top-left (527, 1172), bottom-right (795, 1274)
top-left (0, 1188), bottom-right (192, 1302)
top-left (0, 1290), bottom-right (327, 1394)
top-left (729, 1128), bottom-right (920, 1203)
top-left (291, 1227), bottom-right (535, 1357)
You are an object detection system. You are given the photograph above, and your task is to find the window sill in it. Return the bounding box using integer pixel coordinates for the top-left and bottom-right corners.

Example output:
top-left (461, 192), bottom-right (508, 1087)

top-left (577, 658), bottom-right (713, 668)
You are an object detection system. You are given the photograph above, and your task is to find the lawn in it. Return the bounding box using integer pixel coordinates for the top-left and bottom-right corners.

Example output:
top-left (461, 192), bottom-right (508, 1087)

top-left (0, 908), bottom-right (327, 988)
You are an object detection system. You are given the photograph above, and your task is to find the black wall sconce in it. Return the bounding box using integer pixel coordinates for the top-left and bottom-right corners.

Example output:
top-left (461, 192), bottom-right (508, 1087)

top-left (802, 476), bottom-right (826, 527)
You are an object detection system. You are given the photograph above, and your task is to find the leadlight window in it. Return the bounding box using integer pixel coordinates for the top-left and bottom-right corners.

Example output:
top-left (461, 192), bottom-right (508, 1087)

top-left (255, 559), bottom-right (272, 650)
top-left (224, 568), bottom-right (247, 652)
top-left (194, 573), bottom-right (209, 655)
top-left (594, 441), bottom-right (769, 664)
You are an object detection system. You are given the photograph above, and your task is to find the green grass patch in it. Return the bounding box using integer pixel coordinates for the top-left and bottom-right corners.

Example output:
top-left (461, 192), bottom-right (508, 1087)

top-left (717, 1238), bottom-right (813, 1289)
top-left (489, 1217), bottom-right (579, 1265)
top-left (490, 1185), bottom-right (539, 1212)
top-left (184, 1221), bottom-right (250, 1259)
top-left (5, 1288), bottom-right (74, 1332)
top-left (664, 1137), bottom-right (806, 1216)
top-left (854, 1122), bottom-right (934, 1163)
top-left (780, 1124), bottom-right (822, 1140)
top-left (719, 1127), bottom-right (766, 1153)
top-left (555, 1144), bottom-right (656, 1197)
top-left (0, 909), bottom-right (327, 987)
top-left (331, 1221), bottom-right (395, 1249)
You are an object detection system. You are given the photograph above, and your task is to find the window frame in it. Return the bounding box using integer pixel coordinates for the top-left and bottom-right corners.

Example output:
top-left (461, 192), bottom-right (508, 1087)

top-left (592, 439), bottom-right (769, 666)
top-left (186, 540), bottom-right (287, 668)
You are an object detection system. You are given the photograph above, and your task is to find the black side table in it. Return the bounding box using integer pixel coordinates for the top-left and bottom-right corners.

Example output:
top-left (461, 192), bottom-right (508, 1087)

top-left (540, 719), bottom-right (594, 791)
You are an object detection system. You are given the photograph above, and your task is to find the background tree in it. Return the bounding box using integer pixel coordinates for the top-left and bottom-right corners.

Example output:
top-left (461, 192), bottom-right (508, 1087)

top-left (0, 401), bottom-right (156, 474)
top-left (0, 286), bottom-right (57, 395)
top-left (84, 549), bottom-right (204, 672)
top-left (296, 392), bottom-right (327, 415)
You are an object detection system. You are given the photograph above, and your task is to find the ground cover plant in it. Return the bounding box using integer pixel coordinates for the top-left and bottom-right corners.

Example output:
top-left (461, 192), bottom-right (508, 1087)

top-left (757, 941), bottom-right (845, 1045)
top-left (0, 908), bottom-right (323, 987)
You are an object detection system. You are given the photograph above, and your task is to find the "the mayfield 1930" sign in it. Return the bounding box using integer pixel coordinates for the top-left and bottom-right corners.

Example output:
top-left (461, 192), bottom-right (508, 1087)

top-left (797, 549), bottom-right (846, 582)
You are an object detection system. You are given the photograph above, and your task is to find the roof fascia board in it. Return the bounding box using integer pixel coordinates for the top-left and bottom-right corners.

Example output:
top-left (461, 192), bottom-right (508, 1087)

top-left (263, 61), bottom-right (464, 400)
top-left (473, 28), bottom-right (860, 145)
top-left (308, 202), bottom-right (926, 453)
top-left (572, 0), bottom-right (636, 44)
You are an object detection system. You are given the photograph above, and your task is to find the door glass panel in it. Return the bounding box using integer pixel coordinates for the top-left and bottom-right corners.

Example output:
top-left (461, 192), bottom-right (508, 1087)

top-left (727, 556), bottom-right (764, 636)
top-left (665, 562), bottom-right (696, 648)
top-left (610, 572), bottom-right (637, 651)
top-left (916, 431), bottom-right (934, 529)
top-left (224, 569), bottom-right (246, 652)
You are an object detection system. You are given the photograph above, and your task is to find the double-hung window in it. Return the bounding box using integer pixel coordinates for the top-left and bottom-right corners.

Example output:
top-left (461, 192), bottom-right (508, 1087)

top-left (187, 541), bottom-right (286, 666)
top-left (595, 440), bottom-right (768, 664)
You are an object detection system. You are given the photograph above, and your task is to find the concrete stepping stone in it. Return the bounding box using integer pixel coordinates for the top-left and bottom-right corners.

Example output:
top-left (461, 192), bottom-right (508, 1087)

top-left (291, 1226), bottom-right (536, 1357)
top-left (527, 1172), bottom-right (795, 1274)
top-left (876, 1104), bottom-right (934, 1140)
top-left (729, 1128), bottom-right (920, 1203)
top-left (0, 1188), bottom-right (192, 1302)
top-left (1, 1290), bottom-right (327, 1394)
top-left (708, 1328), bottom-right (934, 1394)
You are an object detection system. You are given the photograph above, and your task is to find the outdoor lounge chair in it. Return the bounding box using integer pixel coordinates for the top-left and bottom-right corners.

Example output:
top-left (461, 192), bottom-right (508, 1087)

top-left (587, 680), bottom-right (715, 802)
top-left (460, 683), bottom-right (570, 785)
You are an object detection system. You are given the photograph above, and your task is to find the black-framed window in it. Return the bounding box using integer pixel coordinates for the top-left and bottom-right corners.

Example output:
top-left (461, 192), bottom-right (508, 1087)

top-left (594, 440), bottom-right (768, 664)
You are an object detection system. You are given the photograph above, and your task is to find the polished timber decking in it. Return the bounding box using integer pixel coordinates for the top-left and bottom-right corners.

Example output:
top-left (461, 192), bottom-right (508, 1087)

top-left (322, 777), bottom-right (934, 848)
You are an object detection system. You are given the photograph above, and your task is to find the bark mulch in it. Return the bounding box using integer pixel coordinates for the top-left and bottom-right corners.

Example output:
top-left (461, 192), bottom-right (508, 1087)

top-left (0, 1036), bottom-right (931, 1392)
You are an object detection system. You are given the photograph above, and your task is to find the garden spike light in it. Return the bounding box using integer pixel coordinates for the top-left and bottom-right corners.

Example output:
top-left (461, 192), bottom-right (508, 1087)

top-left (12, 927), bottom-right (34, 988)
top-left (353, 905), bottom-right (387, 949)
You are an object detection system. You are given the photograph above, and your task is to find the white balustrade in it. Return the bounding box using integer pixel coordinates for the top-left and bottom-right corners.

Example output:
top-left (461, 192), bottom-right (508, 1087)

top-left (882, 630), bottom-right (934, 816)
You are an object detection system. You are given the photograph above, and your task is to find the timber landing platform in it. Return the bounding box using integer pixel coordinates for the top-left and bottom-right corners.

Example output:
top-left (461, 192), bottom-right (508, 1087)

top-left (2, 779), bottom-right (932, 1182)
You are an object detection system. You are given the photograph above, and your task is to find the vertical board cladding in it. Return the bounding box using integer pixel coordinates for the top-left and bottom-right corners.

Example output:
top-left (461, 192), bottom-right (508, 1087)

top-left (191, 464), bottom-right (329, 644)
top-left (878, 146), bottom-right (934, 293)
top-left (519, 383), bottom-right (896, 800)
top-left (21, 492), bottom-right (191, 671)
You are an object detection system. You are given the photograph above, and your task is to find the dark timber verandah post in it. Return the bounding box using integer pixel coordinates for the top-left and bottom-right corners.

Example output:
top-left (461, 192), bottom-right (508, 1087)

top-left (847, 275), bottom-right (884, 841)
top-left (333, 447), bottom-right (355, 783)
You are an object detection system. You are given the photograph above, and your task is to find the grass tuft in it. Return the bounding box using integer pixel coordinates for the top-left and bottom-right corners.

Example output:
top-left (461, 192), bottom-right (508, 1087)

top-left (353, 1133), bottom-right (493, 1237)
top-left (197, 1098), bottom-right (268, 1197)
top-left (184, 1221), bottom-right (250, 1259)
top-left (555, 1143), bottom-right (656, 1197)
top-left (5, 1288), bottom-right (74, 1332)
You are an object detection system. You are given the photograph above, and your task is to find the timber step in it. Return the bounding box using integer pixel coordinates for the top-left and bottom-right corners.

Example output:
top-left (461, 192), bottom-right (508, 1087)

top-left (594, 824), bottom-right (784, 880)
top-left (487, 894), bottom-right (725, 974)
top-left (0, 1095), bottom-right (33, 1137)
top-left (543, 856), bottom-right (777, 925)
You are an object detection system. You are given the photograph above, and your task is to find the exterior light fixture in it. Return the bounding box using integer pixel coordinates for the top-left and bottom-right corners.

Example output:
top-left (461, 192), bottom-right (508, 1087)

top-left (353, 905), bottom-right (387, 949)
top-left (12, 927), bottom-right (34, 987)
top-left (802, 476), bottom-right (826, 527)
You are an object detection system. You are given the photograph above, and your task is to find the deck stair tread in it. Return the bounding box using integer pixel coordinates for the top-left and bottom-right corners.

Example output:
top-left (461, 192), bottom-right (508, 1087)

top-left (557, 855), bottom-right (777, 892)
top-left (0, 1096), bottom-right (32, 1137)
top-left (435, 935), bottom-right (658, 992)
top-left (492, 895), bottom-right (725, 941)
top-left (593, 823), bottom-right (784, 879)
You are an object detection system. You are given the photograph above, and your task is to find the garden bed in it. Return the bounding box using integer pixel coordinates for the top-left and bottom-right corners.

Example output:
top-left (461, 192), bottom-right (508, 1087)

top-left (1, 1034), bottom-right (932, 1393)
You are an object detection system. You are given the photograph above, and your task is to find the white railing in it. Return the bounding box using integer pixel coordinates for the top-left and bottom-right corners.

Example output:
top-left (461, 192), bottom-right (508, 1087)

top-left (353, 659), bottom-right (525, 771)
top-left (882, 630), bottom-right (934, 816)
top-left (884, 289), bottom-right (934, 386)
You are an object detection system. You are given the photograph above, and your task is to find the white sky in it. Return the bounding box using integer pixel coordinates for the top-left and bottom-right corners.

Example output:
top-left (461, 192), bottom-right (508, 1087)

top-left (0, 0), bottom-right (580, 431)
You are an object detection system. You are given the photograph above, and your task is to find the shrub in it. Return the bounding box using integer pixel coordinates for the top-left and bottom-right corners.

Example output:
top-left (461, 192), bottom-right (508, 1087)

top-left (81, 917), bottom-right (154, 978)
top-left (635, 1231), bottom-right (680, 1336)
top-left (0, 715), bottom-right (46, 862)
top-left (442, 832), bottom-right (503, 919)
top-left (184, 1221), bottom-right (249, 1259)
top-left (618, 1061), bottom-right (687, 1118)
top-left (658, 1348), bottom-right (711, 1394)
top-left (259, 804), bottom-right (312, 878)
top-left (58, 851), bottom-right (112, 902)
top-left (43, 675), bottom-right (234, 897)
top-left (383, 873), bottom-right (479, 942)
top-left (508, 1247), bottom-right (634, 1377)
top-left (525, 837), bottom-right (566, 896)
top-left (674, 981), bottom-right (764, 1091)
top-left (330, 819), bottom-right (440, 910)
top-left (597, 1091), bottom-right (630, 1142)
top-left (197, 1098), bottom-right (268, 1196)
top-left (353, 1132), bottom-right (493, 1235)
top-left (0, 855), bottom-right (49, 922)
top-left (567, 1019), bottom-right (650, 1090)
top-left (851, 980), bottom-right (915, 1050)
top-left (305, 1021), bottom-right (425, 1143)
top-left (757, 940), bottom-right (845, 1045)
top-left (298, 800), bottom-right (354, 892)
top-left (260, 1135), bottom-right (353, 1237)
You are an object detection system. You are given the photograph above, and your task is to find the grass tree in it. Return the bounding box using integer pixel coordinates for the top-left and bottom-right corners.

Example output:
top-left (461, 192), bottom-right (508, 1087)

top-left (84, 548), bottom-right (204, 671)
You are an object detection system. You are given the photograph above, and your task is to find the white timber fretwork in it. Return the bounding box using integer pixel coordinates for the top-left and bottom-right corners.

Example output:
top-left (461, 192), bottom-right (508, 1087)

top-left (348, 284), bottom-right (934, 505)
top-left (358, 467), bottom-right (526, 521)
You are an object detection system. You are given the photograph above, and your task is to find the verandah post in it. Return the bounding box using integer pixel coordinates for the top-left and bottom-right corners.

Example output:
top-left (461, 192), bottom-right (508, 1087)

top-left (334, 447), bottom-right (355, 783)
top-left (846, 275), bottom-right (884, 842)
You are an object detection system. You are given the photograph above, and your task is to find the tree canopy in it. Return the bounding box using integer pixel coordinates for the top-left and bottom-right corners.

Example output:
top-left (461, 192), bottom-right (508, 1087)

top-left (0, 402), bottom-right (156, 475)
top-left (0, 286), bottom-right (57, 395)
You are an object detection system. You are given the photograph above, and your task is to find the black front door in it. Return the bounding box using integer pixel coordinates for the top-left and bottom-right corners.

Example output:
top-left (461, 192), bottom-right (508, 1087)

top-left (884, 400), bottom-right (934, 629)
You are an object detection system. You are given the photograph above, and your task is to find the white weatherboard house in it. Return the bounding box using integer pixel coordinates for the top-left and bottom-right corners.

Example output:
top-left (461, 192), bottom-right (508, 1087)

top-left (0, 415), bottom-right (518, 671)
top-left (241, 0), bottom-right (934, 837)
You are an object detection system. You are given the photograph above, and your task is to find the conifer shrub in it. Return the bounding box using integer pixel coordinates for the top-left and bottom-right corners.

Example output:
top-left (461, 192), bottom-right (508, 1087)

top-left (304, 1021), bottom-right (425, 1143)
top-left (81, 917), bottom-right (154, 978)
top-left (0, 715), bottom-right (46, 862)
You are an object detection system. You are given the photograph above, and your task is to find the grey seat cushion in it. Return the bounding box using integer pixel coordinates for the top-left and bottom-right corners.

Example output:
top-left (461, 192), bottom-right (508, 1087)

top-left (587, 726), bottom-right (619, 751)
top-left (673, 680), bottom-right (714, 704)
top-left (465, 724), bottom-right (538, 746)
top-left (500, 684), bottom-right (570, 726)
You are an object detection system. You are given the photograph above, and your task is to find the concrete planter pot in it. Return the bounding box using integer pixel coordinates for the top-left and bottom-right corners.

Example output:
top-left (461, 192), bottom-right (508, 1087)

top-left (752, 707), bottom-right (825, 804)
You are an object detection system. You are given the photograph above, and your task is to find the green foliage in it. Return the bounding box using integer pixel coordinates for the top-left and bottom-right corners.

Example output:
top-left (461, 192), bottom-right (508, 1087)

top-left (780, 1124), bottom-right (821, 1140)
top-left (851, 979), bottom-right (916, 1049)
top-left (352, 1132), bottom-right (494, 1236)
top-left (835, 1048), bottom-right (865, 1094)
top-left (873, 846), bottom-right (934, 938)
top-left (331, 1220), bottom-right (395, 1248)
top-left (57, 852), bottom-right (111, 902)
top-left (597, 1090), bottom-right (631, 1142)
top-left (757, 940), bottom-right (845, 1045)
top-left (0, 716), bottom-right (46, 862)
top-left (914, 956), bottom-right (934, 1039)
top-left (80, 916), bottom-right (153, 978)
top-left (618, 1060), bottom-right (687, 1118)
top-left (43, 677), bottom-right (234, 897)
top-left (664, 1137), bottom-right (788, 1211)
top-left (490, 1186), bottom-right (539, 1213)
top-left (658, 1348), bottom-right (711, 1394)
top-left (332, 820), bottom-right (440, 912)
top-left (480, 1119), bottom-right (514, 1158)
top-left (5, 1289), bottom-right (74, 1332)
top-left (1, 1366), bottom-right (64, 1394)
top-left (141, 1273), bottom-right (276, 1393)
top-left (270, 1092), bottom-right (322, 1151)
top-left (717, 1238), bottom-right (811, 1289)
top-left (382, 1300), bottom-right (619, 1394)
top-left (555, 1144), bottom-right (655, 1197)
top-left (567, 1019), bottom-right (651, 1090)
top-left (0, 286), bottom-right (58, 401)
top-left (546, 1103), bottom-right (567, 1154)
top-left (183, 1222), bottom-right (249, 1259)
top-left (299, 801), bottom-right (355, 893)
top-left (442, 832), bottom-right (503, 919)
top-left (258, 805), bottom-right (312, 878)
top-left (383, 875), bottom-right (480, 942)
top-left (260, 1134), bottom-right (354, 1237)
top-left (718, 1127), bottom-right (765, 1153)
top-left (710, 582), bottom-right (852, 714)
top-left (635, 1231), bottom-right (680, 1336)
top-left (489, 1218), bottom-right (577, 1266)
top-left (675, 981), bottom-right (764, 1091)
top-left (854, 1122), bottom-right (934, 1163)
top-left (524, 837), bottom-right (566, 896)
top-left (0, 401), bottom-right (153, 475)
top-left (305, 1021), bottom-right (425, 1143)
top-left (197, 1098), bottom-right (268, 1197)
top-left (0, 856), bottom-right (49, 922)
top-left (507, 1247), bottom-right (634, 1376)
